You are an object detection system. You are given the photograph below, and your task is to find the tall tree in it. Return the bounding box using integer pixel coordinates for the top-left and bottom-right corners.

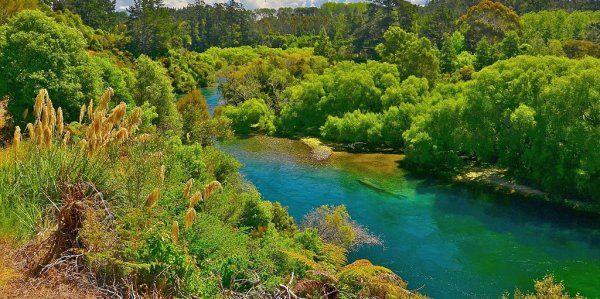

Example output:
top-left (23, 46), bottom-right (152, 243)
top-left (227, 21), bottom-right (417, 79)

top-left (314, 28), bottom-right (334, 60)
top-left (65, 0), bottom-right (116, 29)
top-left (127, 0), bottom-right (190, 58)
top-left (376, 26), bottom-right (440, 83)
top-left (0, 10), bottom-right (103, 123)
top-left (459, 0), bottom-right (521, 50)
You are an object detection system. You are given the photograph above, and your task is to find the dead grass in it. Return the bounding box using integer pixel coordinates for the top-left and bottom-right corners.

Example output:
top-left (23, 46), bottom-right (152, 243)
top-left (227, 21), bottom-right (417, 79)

top-left (0, 240), bottom-right (100, 299)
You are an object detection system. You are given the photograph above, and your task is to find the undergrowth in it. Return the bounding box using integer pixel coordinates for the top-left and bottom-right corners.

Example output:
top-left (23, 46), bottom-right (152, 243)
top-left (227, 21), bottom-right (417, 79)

top-left (0, 89), bottom-right (423, 298)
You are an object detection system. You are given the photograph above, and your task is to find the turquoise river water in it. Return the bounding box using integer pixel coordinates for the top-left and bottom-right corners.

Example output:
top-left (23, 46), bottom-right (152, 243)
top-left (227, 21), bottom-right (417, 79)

top-left (204, 87), bottom-right (600, 298)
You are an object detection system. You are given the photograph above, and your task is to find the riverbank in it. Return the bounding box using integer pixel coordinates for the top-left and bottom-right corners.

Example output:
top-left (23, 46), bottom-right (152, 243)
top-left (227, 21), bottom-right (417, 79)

top-left (454, 167), bottom-right (600, 216)
top-left (284, 136), bottom-right (600, 216)
top-left (217, 135), bottom-right (600, 298)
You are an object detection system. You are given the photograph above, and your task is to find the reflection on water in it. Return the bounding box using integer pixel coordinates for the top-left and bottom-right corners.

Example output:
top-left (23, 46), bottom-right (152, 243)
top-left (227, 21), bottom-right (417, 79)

top-left (218, 136), bottom-right (600, 299)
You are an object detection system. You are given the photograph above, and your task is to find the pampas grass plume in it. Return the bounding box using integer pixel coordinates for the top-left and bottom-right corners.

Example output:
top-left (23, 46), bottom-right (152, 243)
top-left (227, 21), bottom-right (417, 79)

top-left (79, 104), bottom-right (86, 123)
top-left (13, 126), bottom-right (21, 147)
top-left (34, 90), bottom-right (45, 120)
top-left (62, 131), bottom-right (71, 148)
top-left (26, 123), bottom-right (35, 140)
top-left (204, 181), bottom-right (223, 200)
top-left (183, 178), bottom-right (194, 198)
top-left (189, 191), bottom-right (202, 208)
top-left (159, 165), bottom-right (166, 185)
top-left (35, 123), bottom-right (43, 146)
top-left (145, 188), bottom-right (161, 208)
top-left (88, 99), bottom-right (94, 120)
top-left (116, 128), bottom-right (128, 142)
top-left (57, 108), bottom-right (64, 136)
top-left (184, 207), bottom-right (196, 229)
top-left (43, 125), bottom-right (52, 147)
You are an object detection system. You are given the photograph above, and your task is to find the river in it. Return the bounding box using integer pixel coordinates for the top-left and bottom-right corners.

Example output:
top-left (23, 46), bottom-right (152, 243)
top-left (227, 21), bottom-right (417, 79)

top-left (204, 87), bottom-right (600, 298)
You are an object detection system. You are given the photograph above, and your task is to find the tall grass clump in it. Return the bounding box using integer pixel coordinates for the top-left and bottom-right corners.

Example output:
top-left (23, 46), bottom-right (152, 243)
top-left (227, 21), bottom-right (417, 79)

top-left (0, 88), bottom-right (420, 298)
top-left (0, 88), bottom-right (139, 240)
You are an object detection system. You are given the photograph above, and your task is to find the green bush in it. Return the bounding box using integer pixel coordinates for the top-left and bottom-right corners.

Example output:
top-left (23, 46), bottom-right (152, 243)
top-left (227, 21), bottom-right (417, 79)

top-left (0, 10), bottom-right (104, 123)
top-left (320, 110), bottom-right (383, 146)
top-left (218, 98), bottom-right (276, 135)
top-left (134, 55), bottom-right (182, 135)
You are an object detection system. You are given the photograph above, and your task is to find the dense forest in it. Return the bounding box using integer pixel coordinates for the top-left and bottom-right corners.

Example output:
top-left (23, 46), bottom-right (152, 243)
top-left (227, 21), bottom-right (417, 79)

top-left (0, 0), bottom-right (598, 298)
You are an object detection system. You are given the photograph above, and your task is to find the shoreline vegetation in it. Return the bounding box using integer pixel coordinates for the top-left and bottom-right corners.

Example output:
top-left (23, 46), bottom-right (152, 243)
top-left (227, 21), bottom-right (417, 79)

top-left (260, 134), bottom-right (600, 216)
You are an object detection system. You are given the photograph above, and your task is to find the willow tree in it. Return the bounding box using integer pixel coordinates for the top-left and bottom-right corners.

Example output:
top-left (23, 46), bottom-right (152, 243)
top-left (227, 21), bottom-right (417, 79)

top-left (376, 26), bottom-right (440, 84)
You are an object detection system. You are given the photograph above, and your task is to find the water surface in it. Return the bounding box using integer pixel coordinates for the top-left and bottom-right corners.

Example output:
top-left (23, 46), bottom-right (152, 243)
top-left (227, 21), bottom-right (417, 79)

top-left (206, 88), bottom-right (600, 298)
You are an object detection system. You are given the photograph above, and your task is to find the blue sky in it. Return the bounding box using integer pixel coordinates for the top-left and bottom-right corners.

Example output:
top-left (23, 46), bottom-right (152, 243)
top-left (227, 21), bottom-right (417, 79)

top-left (116, 0), bottom-right (428, 10)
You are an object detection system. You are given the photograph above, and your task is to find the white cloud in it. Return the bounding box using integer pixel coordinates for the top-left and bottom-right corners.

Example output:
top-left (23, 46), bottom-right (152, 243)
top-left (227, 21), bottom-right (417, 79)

top-left (117, 0), bottom-right (427, 10)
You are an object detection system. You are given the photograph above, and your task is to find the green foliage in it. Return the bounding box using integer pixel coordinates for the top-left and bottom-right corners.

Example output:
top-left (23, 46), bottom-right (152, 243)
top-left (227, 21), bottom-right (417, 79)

top-left (91, 54), bottom-right (135, 106)
top-left (127, 0), bottom-right (190, 58)
top-left (459, 0), bottom-right (521, 50)
top-left (301, 205), bottom-right (381, 250)
top-left (176, 89), bottom-right (212, 145)
top-left (314, 28), bottom-right (334, 61)
top-left (218, 99), bottom-right (275, 135)
top-left (0, 10), bottom-right (103, 123)
top-left (507, 275), bottom-right (584, 299)
top-left (271, 202), bottom-right (297, 235)
top-left (562, 39), bottom-right (600, 58)
top-left (406, 56), bottom-right (600, 202)
top-left (321, 110), bottom-right (383, 146)
top-left (278, 61), bottom-right (398, 136)
top-left (376, 26), bottom-right (440, 83)
top-left (337, 260), bottom-right (415, 299)
top-left (217, 47), bottom-right (328, 110)
top-left (125, 228), bottom-right (200, 296)
top-left (475, 39), bottom-right (500, 70)
top-left (165, 49), bottom-right (215, 93)
top-left (521, 10), bottom-right (600, 42)
top-left (382, 76), bottom-right (429, 108)
top-left (0, 0), bottom-right (39, 24)
top-left (63, 0), bottom-right (117, 29)
top-left (440, 31), bottom-right (467, 72)
top-left (499, 31), bottom-right (523, 59)
top-left (134, 55), bottom-right (182, 135)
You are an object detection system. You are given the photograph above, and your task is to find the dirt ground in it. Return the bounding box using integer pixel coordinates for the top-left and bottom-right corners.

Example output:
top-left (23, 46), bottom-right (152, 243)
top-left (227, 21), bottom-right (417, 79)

top-left (0, 240), bottom-right (100, 299)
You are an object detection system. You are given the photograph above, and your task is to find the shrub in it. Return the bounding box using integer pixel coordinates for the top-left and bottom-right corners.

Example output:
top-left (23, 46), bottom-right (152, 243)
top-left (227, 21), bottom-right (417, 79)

top-left (320, 110), bottom-right (383, 146)
top-left (0, 10), bottom-right (104, 123)
top-left (177, 89), bottom-right (213, 145)
top-left (300, 205), bottom-right (381, 250)
top-left (218, 99), bottom-right (275, 135)
top-left (507, 275), bottom-right (584, 299)
top-left (134, 55), bottom-right (182, 135)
